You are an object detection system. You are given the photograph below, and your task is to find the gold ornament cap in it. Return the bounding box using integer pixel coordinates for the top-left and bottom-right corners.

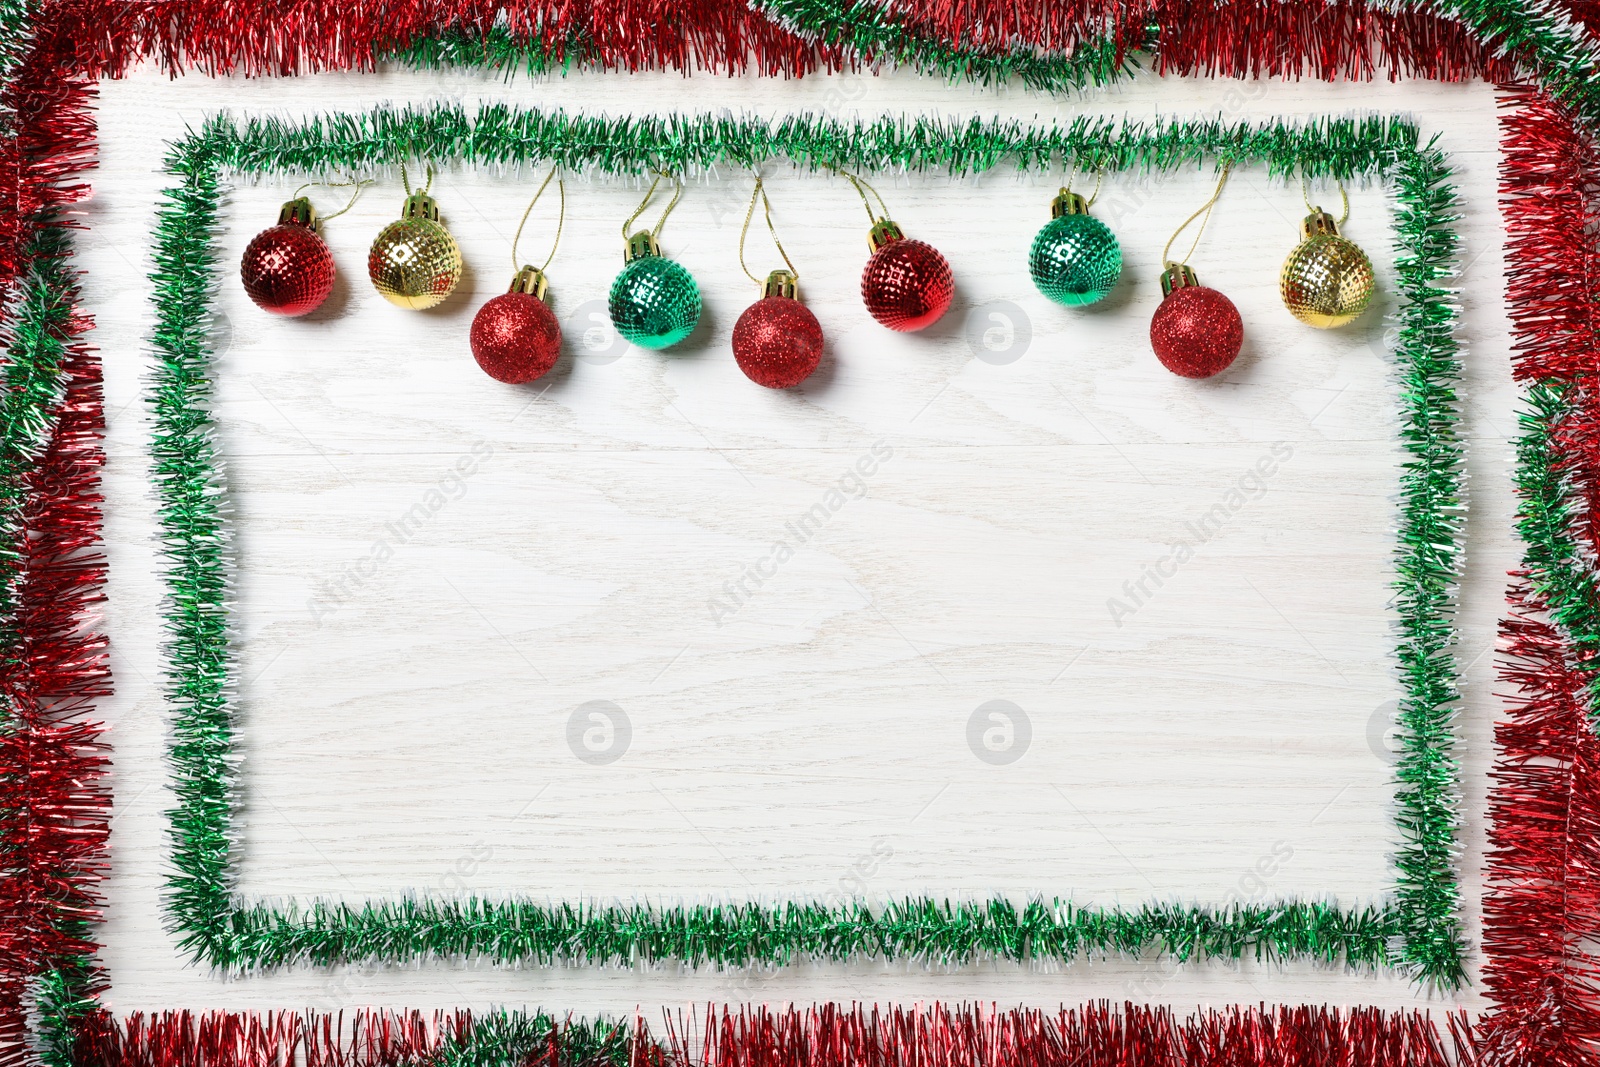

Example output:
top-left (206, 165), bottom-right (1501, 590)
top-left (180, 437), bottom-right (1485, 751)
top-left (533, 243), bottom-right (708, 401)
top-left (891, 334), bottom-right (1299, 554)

top-left (278, 197), bottom-right (318, 228)
top-left (401, 192), bottom-right (441, 222)
top-left (510, 266), bottom-right (550, 302)
top-left (762, 269), bottom-right (799, 300)
top-left (1051, 191), bottom-right (1091, 218)
top-left (625, 231), bottom-right (661, 262)
top-left (1301, 208), bottom-right (1341, 238)
top-left (867, 219), bottom-right (904, 254)
top-left (1160, 262), bottom-right (1200, 297)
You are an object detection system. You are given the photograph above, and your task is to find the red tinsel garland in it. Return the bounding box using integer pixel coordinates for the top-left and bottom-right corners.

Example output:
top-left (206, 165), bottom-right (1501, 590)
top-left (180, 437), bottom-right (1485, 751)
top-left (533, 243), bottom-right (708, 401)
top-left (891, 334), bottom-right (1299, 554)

top-left (0, 334), bottom-right (111, 1064)
top-left (0, 23), bottom-right (96, 306)
top-left (67, 1005), bottom-right (1479, 1067)
top-left (0, 3), bottom-right (1594, 1063)
top-left (893, 0), bottom-right (1517, 82)
top-left (0, 8), bottom-right (108, 1057)
top-left (32, 0), bottom-right (826, 81)
top-left (1473, 85), bottom-right (1600, 1067)
top-left (662, 1004), bottom-right (1478, 1067)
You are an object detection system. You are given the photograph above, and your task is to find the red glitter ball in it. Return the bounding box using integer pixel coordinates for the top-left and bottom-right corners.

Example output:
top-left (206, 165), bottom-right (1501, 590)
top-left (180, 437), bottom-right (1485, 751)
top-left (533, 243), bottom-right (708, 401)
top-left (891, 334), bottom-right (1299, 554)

top-left (240, 223), bottom-right (335, 316)
top-left (861, 237), bottom-right (954, 332)
top-left (470, 292), bottom-right (562, 384)
top-left (732, 296), bottom-right (824, 388)
top-left (1149, 285), bottom-right (1244, 378)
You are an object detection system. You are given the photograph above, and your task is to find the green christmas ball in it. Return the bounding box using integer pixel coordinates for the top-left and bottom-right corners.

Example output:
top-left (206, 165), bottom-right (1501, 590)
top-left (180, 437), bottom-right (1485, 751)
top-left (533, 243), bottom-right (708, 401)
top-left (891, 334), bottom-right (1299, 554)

top-left (608, 255), bottom-right (702, 350)
top-left (1028, 213), bottom-right (1122, 307)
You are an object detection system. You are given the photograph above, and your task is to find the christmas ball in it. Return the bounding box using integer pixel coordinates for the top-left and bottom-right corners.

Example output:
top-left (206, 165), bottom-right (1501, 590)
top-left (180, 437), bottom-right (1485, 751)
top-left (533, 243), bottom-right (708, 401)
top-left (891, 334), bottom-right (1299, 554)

top-left (861, 221), bottom-right (953, 332)
top-left (1028, 195), bottom-right (1121, 307)
top-left (608, 251), bottom-right (702, 350)
top-left (240, 198), bottom-right (335, 316)
top-left (1150, 266), bottom-right (1243, 379)
top-left (368, 193), bottom-right (462, 310)
top-left (1280, 214), bottom-right (1375, 329)
top-left (471, 269), bottom-right (561, 384)
top-left (733, 282), bottom-right (823, 389)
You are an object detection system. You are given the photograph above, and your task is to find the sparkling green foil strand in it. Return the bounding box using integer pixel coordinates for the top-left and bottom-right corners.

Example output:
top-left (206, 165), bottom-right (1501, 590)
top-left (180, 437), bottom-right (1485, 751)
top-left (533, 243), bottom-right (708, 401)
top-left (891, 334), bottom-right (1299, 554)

top-left (1417, 0), bottom-right (1600, 127)
top-left (1387, 137), bottom-right (1468, 985)
top-left (749, 0), bottom-right (1135, 92)
top-left (376, 6), bottom-right (1136, 92)
top-left (151, 106), bottom-right (1464, 986)
top-left (1514, 382), bottom-right (1600, 695)
top-left (197, 107), bottom-right (1411, 182)
top-left (0, 225), bottom-right (76, 671)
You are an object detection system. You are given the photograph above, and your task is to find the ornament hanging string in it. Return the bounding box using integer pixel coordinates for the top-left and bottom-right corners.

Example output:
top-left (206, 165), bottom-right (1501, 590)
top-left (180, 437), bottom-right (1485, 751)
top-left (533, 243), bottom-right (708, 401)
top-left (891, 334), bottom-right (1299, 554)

top-left (1162, 164), bottom-right (1233, 269)
top-left (399, 160), bottom-right (435, 196)
top-left (838, 169), bottom-right (891, 224)
top-left (289, 177), bottom-right (372, 222)
top-left (622, 172), bottom-right (683, 242)
top-left (1302, 175), bottom-right (1350, 224)
top-left (1062, 160), bottom-right (1103, 206)
top-left (738, 175), bottom-right (798, 285)
top-left (511, 165), bottom-right (565, 272)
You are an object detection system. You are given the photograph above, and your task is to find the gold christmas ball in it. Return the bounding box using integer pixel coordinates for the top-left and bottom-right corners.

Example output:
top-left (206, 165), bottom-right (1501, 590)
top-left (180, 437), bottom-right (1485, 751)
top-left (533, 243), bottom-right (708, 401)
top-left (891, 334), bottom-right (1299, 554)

top-left (1279, 211), bottom-right (1375, 329)
top-left (368, 193), bottom-right (462, 310)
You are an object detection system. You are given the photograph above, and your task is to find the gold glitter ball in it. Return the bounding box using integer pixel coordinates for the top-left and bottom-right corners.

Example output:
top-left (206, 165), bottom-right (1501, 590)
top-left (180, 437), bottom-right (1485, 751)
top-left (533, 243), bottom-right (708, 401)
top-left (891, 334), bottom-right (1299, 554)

top-left (368, 194), bottom-right (463, 310)
top-left (1279, 228), bottom-right (1375, 330)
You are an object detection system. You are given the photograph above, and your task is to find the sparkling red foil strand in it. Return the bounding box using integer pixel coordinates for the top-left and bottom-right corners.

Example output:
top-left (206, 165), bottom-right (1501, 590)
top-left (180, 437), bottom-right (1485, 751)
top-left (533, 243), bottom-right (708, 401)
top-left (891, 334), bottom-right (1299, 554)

top-left (0, 6), bottom-right (108, 1061)
top-left (0, 2), bottom-right (1590, 1061)
top-left (1473, 86), bottom-right (1600, 1067)
top-left (74, 1010), bottom-right (476, 1067)
top-left (0, 338), bottom-right (111, 1064)
top-left (37, 0), bottom-right (821, 80)
top-left (893, 0), bottom-right (1515, 82)
top-left (661, 1004), bottom-right (1478, 1067)
top-left (61, 1006), bottom-right (1484, 1067)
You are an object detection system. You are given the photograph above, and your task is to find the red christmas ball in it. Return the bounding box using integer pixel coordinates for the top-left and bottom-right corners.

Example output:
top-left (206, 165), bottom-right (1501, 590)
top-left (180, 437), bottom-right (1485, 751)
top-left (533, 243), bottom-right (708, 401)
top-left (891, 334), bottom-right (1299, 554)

top-left (241, 223), bottom-right (335, 316)
top-left (470, 292), bottom-right (562, 384)
top-left (861, 237), bottom-right (954, 332)
top-left (1150, 285), bottom-right (1244, 378)
top-left (732, 295), bottom-right (824, 388)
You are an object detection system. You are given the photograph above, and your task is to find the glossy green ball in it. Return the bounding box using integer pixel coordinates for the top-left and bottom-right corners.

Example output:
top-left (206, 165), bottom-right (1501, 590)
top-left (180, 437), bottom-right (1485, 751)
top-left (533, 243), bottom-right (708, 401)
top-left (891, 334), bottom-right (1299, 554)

top-left (1028, 214), bottom-right (1122, 307)
top-left (608, 255), bottom-right (702, 350)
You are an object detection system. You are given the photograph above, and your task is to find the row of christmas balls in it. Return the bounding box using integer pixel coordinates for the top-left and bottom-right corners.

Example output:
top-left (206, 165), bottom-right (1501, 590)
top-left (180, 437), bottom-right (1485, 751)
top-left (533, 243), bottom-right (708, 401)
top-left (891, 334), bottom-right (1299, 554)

top-left (240, 185), bottom-right (1377, 388)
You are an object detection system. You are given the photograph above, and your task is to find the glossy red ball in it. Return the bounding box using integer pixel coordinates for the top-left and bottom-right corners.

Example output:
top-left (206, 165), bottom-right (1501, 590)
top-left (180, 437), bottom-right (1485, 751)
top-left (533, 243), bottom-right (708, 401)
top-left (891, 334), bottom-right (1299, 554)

top-left (241, 223), bottom-right (335, 316)
top-left (1149, 285), bottom-right (1244, 379)
top-left (470, 292), bottom-right (562, 384)
top-left (732, 296), bottom-right (824, 388)
top-left (861, 237), bottom-right (954, 332)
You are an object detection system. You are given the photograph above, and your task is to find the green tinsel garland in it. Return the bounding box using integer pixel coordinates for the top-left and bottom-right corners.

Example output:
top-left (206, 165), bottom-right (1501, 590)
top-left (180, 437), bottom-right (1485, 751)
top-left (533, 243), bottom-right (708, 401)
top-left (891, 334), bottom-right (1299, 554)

top-left (1514, 382), bottom-right (1600, 686)
top-left (0, 225), bottom-right (75, 671)
top-left (148, 105), bottom-right (1466, 985)
top-left (1388, 137), bottom-right (1468, 988)
top-left (375, 3), bottom-right (1136, 93)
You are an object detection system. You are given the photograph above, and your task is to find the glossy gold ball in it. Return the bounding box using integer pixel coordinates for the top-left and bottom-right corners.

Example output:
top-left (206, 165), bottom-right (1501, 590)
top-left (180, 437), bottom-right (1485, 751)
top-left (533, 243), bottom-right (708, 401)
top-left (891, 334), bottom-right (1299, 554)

top-left (1279, 234), bottom-right (1375, 329)
top-left (368, 217), bottom-right (462, 310)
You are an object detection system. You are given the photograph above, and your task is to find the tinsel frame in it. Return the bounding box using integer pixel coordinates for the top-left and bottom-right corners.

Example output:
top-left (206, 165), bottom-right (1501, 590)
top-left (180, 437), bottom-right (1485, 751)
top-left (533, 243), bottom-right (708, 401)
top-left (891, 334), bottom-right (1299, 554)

top-left (3, 1), bottom-right (1600, 1065)
top-left (145, 106), bottom-right (1468, 986)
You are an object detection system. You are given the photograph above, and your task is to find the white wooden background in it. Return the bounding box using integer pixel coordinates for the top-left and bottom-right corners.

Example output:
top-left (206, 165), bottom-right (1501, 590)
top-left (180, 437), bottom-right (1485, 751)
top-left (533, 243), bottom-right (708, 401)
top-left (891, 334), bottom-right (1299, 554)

top-left (80, 65), bottom-right (1517, 1018)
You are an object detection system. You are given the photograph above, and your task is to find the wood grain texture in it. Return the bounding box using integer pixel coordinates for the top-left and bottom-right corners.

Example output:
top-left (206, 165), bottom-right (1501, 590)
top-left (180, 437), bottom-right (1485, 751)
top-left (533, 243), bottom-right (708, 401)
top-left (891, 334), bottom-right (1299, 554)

top-left (80, 67), bottom-right (1516, 1014)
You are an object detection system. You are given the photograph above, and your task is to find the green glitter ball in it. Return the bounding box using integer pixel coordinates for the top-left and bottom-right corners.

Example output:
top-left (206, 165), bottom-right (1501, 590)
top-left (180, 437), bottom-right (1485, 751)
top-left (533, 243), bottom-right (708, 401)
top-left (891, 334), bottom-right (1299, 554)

top-left (1028, 213), bottom-right (1122, 307)
top-left (608, 254), bottom-right (702, 350)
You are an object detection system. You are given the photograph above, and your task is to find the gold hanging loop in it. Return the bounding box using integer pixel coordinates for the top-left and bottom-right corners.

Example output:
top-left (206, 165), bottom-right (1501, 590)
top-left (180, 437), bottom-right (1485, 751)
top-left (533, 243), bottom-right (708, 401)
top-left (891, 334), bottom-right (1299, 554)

top-left (511, 164), bottom-right (565, 273)
top-left (1162, 163), bottom-right (1233, 269)
top-left (1302, 174), bottom-right (1350, 226)
top-left (836, 168), bottom-right (890, 224)
top-left (738, 175), bottom-right (799, 288)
